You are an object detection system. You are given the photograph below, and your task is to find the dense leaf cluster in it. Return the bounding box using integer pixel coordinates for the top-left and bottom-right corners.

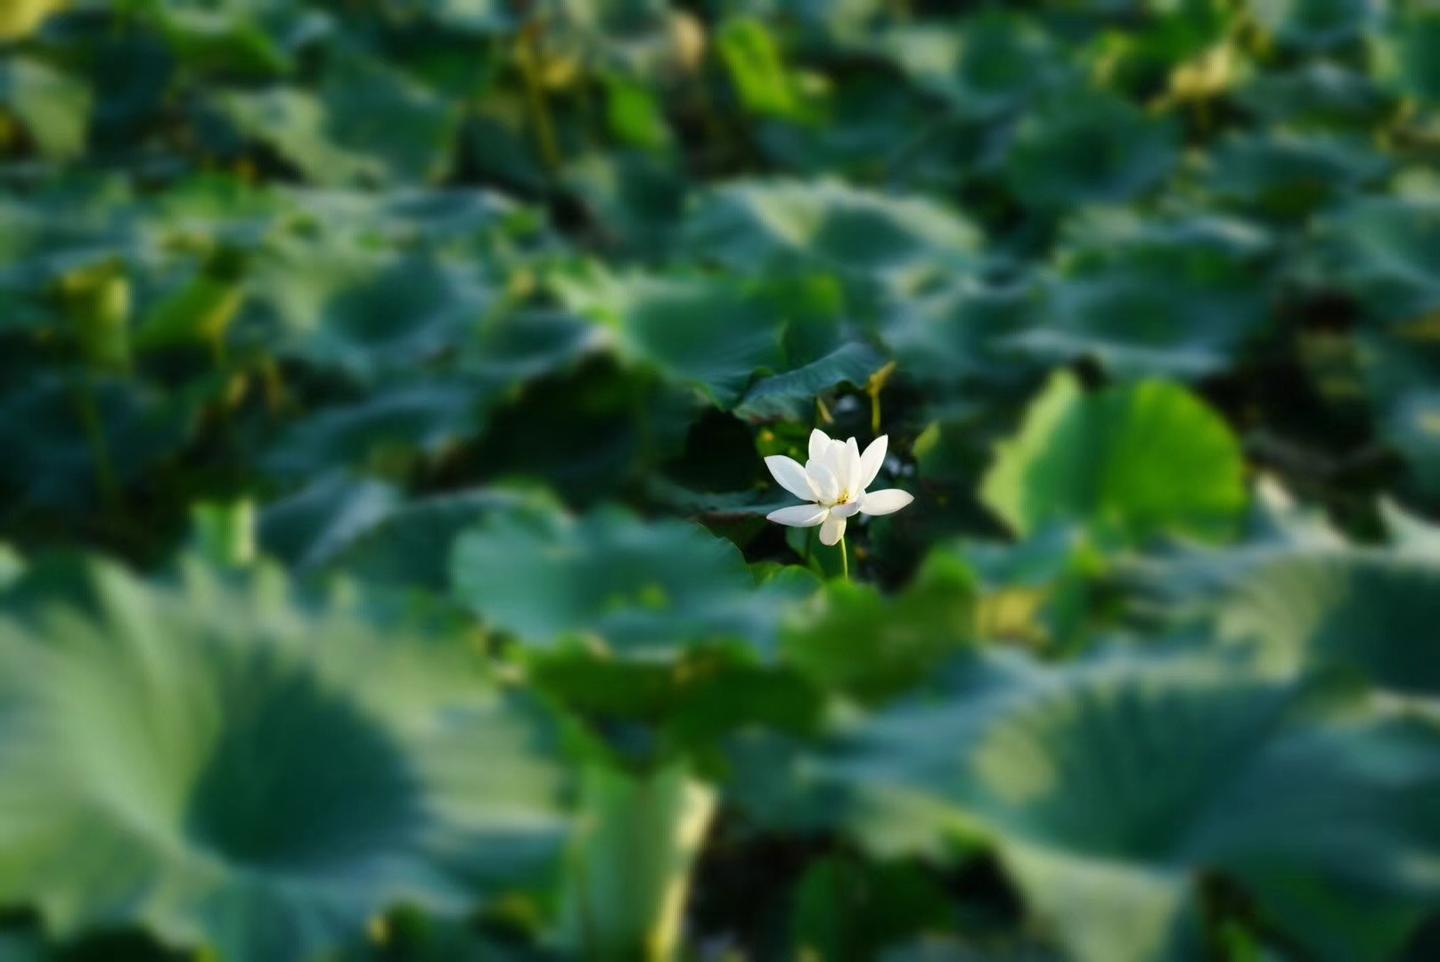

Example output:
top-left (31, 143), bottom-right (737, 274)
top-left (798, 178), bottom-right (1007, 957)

top-left (3, 1), bottom-right (1440, 961)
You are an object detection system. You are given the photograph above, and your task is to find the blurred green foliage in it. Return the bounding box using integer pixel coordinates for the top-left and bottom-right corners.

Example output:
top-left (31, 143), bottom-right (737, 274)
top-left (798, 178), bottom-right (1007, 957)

top-left (3, 1), bottom-right (1440, 961)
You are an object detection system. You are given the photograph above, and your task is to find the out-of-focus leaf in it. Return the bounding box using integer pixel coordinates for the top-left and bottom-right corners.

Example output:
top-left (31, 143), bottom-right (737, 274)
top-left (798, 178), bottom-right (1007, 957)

top-left (875, 14), bottom-right (1057, 119)
top-left (1374, 10), bottom-right (1440, 103)
top-left (561, 762), bottom-right (716, 962)
top-left (557, 269), bottom-right (785, 407)
top-left (136, 256), bottom-right (245, 352)
top-left (151, 2), bottom-right (296, 79)
top-left (262, 380), bottom-right (486, 478)
top-left (981, 372), bottom-right (1248, 545)
top-left (1214, 549), bottom-right (1440, 698)
top-left (1249, 0), bottom-right (1376, 51)
top-left (415, 0), bottom-right (516, 34)
top-left (604, 73), bottom-right (669, 149)
top-left (560, 150), bottom-right (688, 254)
top-left (1202, 131), bottom-right (1389, 218)
top-left (1356, 335), bottom-right (1440, 499)
top-left (247, 244), bottom-right (493, 378)
top-left (258, 472), bottom-right (403, 570)
top-left (826, 649), bottom-right (1440, 962)
top-left (716, 17), bottom-right (805, 120)
top-left (782, 550), bottom-right (976, 704)
top-left (222, 55), bottom-right (459, 186)
top-left (962, 524), bottom-right (1108, 651)
top-left (0, 57), bottom-right (91, 161)
top-left (685, 179), bottom-right (981, 287)
top-left (1233, 61), bottom-right (1388, 128)
top-left (882, 277), bottom-right (1037, 392)
top-left (0, 373), bottom-right (187, 510)
top-left (0, 0), bottom-right (63, 40)
top-left (0, 559), bottom-right (571, 962)
top-left (1311, 195), bottom-right (1440, 327)
top-left (1016, 214), bottom-right (1275, 378)
top-left (60, 260), bottom-right (132, 371)
top-left (450, 506), bottom-right (810, 654)
top-left (1004, 92), bottom-right (1178, 209)
top-left (790, 856), bottom-right (956, 962)
top-left (264, 476), bottom-right (535, 587)
top-left (189, 498), bottom-right (256, 567)
top-left (734, 342), bottom-right (885, 421)
top-left (1380, 498), bottom-right (1440, 557)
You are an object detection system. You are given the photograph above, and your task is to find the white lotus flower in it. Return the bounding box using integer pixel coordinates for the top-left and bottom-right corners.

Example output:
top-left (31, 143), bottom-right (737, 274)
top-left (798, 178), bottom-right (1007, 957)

top-left (764, 428), bottom-right (914, 546)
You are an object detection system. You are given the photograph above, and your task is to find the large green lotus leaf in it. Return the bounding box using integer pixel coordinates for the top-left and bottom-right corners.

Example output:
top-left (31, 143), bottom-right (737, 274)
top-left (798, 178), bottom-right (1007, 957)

top-left (278, 186), bottom-right (527, 251)
top-left (981, 372), bottom-right (1248, 546)
top-left (222, 54), bottom-right (459, 187)
top-left (733, 342), bottom-right (886, 422)
top-left (558, 150), bottom-right (689, 256)
top-left (1382, 385), bottom-right (1440, 501)
top-left (122, 174), bottom-right (290, 256)
top-left (260, 472), bottom-right (540, 589)
top-left (1374, 10), bottom-right (1440, 103)
top-left (1202, 131), bottom-right (1390, 218)
top-left (1310, 195), bottom-right (1440, 327)
top-left (146, 1), bottom-right (300, 80)
top-left (1214, 549), bottom-right (1440, 697)
top-left (0, 559), bottom-right (571, 962)
top-left (782, 550), bottom-right (976, 705)
top-left (258, 472), bottom-right (404, 571)
top-left (461, 309), bottom-right (602, 385)
top-left (450, 506), bottom-right (809, 654)
top-left (683, 179), bottom-right (981, 287)
top-left (755, 75), bottom-right (978, 189)
top-left (222, 88), bottom-right (366, 185)
top-left (1232, 61), bottom-right (1389, 129)
top-left (873, 14), bottom-right (1058, 119)
top-left (957, 524), bottom-right (1112, 653)
top-left (1017, 215), bottom-right (1274, 378)
top-left (459, 356), bottom-right (701, 504)
top-left (881, 277), bottom-right (1038, 393)
top-left (826, 650), bottom-right (1440, 962)
top-left (526, 636), bottom-right (823, 766)
top-left (277, 483), bottom-right (532, 590)
top-left (245, 242), bottom-right (494, 378)
top-left (0, 57), bottom-right (91, 161)
top-left (1353, 334), bottom-right (1440, 499)
top-left (1248, 0), bottom-right (1376, 51)
top-left (1004, 92), bottom-right (1178, 209)
top-left (261, 381), bottom-right (488, 479)
top-left (0, 187), bottom-right (144, 303)
top-left (0, 373), bottom-right (188, 511)
top-left (555, 268), bottom-right (786, 407)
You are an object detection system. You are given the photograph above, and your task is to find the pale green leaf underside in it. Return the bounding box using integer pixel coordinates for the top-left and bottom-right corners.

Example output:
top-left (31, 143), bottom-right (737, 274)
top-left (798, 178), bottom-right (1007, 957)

top-left (825, 650), bottom-right (1440, 962)
top-left (0, 560), bottom-right (570, 962)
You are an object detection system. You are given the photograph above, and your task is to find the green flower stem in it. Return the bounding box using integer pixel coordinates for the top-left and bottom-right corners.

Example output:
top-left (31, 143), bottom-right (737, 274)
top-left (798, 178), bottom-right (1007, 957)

top-left (839, 535), bottom-right (849, 582)
top-left (72, 377), bottom-right (118, 508)
top-left (517, 22), bottom-right (562, 173)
